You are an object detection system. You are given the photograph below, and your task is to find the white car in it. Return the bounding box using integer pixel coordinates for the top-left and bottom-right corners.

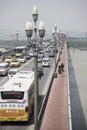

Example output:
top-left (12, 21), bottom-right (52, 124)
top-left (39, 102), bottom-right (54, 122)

top-left (42, 58), bottom-right (50, 67)
top-left (28, 50), bottom-right (34, 57)
top-left (37, 56), bottom-right (42, 62)
top-left (0, 63), bottom-right (9, 76)
top-left (17, 56), bottom-right (26, 63)
top-left (8, 69), bottom-right (19, 79)
top-left (38, 51), bottom-right (44, 57)
top-left (45, 49), bottom-right (50, 52)
top-left (24, 53), bottom-right (31, 59)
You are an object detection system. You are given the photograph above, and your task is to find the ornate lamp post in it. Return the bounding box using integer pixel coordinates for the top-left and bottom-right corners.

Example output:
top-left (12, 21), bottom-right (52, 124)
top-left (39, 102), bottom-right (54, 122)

top-left (25, 5), bottom-right (45, 130)
top-left (52, 24), bottom-right (58, 71)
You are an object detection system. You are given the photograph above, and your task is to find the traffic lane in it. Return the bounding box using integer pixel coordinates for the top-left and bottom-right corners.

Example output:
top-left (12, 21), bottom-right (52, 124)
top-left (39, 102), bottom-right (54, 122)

top-left (22, 56), bottom-right (55, 126)
top-left (39, 57), bottom-right (54, 95)
top-left (0, 76), bottom-right (8, 86)
top-left (0, 125), bottom-right (33, 130)
top-left (20, 55), bottom-right (55, 95)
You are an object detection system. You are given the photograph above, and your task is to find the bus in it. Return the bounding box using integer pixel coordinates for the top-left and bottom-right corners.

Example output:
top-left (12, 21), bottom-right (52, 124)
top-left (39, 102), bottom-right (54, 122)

top-left (14, 46), bottom-right (28, 57)
top-left (0, 47), bottom-right (15, 60)
top-left (0, 71), bottom-right (34, 122)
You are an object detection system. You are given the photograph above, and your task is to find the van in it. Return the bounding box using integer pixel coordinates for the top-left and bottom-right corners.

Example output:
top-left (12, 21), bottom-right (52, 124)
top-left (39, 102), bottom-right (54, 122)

top-left (42, 58), bottom-right (50, 67)
top-left (0, 63), bottom-right (9, 76)
top-left (8, 68), bottom-right (19, 79)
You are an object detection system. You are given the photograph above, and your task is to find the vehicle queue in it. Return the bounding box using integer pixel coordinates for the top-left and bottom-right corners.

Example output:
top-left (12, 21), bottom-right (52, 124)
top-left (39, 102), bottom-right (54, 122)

top-left (0, 41), bottom-right (59, 123)
top-left (0, 42), bottom-right (56, 77)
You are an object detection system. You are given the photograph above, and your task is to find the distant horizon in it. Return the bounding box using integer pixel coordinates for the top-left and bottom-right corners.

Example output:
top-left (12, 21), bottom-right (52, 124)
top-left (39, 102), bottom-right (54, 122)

top-left (0, 28), bottom-right (87, 40)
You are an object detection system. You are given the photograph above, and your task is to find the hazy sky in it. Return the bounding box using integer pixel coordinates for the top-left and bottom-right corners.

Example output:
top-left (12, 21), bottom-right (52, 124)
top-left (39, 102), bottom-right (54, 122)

top-left (0, 0), bottom-right (87, 34)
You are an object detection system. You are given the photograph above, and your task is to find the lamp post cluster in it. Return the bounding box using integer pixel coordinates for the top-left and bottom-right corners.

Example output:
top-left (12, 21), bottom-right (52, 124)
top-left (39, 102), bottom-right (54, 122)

top-left (25, 6), bottom-right (45, 130)
top-left (52, 24), bottom-right (60, 72)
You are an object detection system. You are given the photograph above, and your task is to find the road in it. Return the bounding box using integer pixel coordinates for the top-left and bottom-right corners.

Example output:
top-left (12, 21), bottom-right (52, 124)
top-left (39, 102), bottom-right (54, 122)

top-left (68, 48), bottom-right (87, 130)
top-left (0, 46), bottom-right (56, 130)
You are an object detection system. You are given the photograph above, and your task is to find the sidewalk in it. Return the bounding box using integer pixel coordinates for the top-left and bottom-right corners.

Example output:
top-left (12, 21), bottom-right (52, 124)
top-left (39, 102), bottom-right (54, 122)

top-left (40, 43), bottom-right (68, 130)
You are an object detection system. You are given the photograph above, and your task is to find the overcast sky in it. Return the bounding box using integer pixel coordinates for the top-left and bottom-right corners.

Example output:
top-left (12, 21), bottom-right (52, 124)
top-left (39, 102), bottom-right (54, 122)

top-left (0, 0), bottom-right (87, 35)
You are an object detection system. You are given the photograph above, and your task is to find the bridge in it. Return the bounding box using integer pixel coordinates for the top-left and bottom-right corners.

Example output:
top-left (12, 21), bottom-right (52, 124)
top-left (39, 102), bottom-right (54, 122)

top-left (0, 39), bottom-right (87, 130)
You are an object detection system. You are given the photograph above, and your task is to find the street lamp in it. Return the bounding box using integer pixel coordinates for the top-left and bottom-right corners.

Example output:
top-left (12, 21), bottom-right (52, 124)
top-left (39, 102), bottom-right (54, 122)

top-left (38, 21), bottom-right (45, 44)
top-left (52, 29), bottom-right (56, 70)
top-left (32, 5), bottom-right (38, 43)
top-left (25, 5), bottom-right (45, 130)
top-left (25, 21), bottom-right (33, 46)
top-left (52, 26), bottom-right (57, 69)
top-left (15, 31), bottom-right (19, 42)
top-left (32, 5), bottom-right (38, 23)
top-left (52, 24), bottom-right (59, 78)
top-left (58, 29), bottom-right (61, 46)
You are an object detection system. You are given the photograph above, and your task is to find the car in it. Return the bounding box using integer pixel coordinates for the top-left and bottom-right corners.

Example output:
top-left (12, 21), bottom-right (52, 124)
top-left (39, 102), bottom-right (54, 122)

top-left (45, 49), bottom-right (50, 52)
top-left (24, 53), bottom-right (31, 59)
top-left (10, 59), bottom-right (21, 67)
top-left (28, 50), bottom-right (34, 57)
top-left (0, 62), bottom-right (10, 76)
top-left (32, 67), bottom-right (44, 78)
top-left (8, 68), bottom-right (19, 79)
top-left (17, 56), bottom-right (26, 63)
top-left (50, 45), bottom-right (54, 48)
top-left (42, 57), bottom-right (50, 67)
top-left (4, 56), bottom-right (13, 63)
top-left (53, 48), bottom-right (58, 53)
top-left (37, 56), bottom-right (42, 62)
top-left (38, 67), bottom-right (44, 77)
top-left (38, 51), bottom-right (44, 58)
top-left (49, 51), bottom-right (55, 57)
top-left (15, 53), bottom-right (23, 57)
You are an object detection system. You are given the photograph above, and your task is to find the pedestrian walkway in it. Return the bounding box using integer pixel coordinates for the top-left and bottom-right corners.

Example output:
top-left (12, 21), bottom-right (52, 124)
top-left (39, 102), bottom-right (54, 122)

top-left (40, 43), bottom-right (68, 130)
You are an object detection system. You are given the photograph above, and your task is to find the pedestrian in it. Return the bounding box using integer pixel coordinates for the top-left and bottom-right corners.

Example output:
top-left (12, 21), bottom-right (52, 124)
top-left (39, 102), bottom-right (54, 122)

top-left (61, 63), bottom-right (64, 72)
top-left (58, 65), bottom-right (62, 74)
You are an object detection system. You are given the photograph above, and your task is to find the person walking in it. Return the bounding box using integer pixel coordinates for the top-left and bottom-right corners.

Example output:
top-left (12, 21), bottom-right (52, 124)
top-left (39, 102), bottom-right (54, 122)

top-left (61, 63), bottom-right (64, 72)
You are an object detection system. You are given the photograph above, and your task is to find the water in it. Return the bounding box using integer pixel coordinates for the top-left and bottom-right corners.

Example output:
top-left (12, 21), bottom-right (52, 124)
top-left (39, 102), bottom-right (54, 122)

top-left (67, 38), bottom-right (87, 48)
top-left (0, 40), bottom-right (29, 49)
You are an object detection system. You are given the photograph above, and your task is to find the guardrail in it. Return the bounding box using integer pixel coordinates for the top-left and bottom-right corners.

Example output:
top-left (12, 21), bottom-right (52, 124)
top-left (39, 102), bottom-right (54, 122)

top-left (66, 47), bottom-right (72, 130)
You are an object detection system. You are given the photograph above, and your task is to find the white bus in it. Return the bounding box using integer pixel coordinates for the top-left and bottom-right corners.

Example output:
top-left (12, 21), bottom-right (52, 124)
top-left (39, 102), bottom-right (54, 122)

top-left (0, 71), bottom-right (34, 122)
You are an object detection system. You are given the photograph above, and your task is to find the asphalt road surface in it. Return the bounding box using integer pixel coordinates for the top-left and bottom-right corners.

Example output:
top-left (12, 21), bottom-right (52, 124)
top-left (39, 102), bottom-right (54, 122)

top-left (0, 46), bottom-right (56, 130)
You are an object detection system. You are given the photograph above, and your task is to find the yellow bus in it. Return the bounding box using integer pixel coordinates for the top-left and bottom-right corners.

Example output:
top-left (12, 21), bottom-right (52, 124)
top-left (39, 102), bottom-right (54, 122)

top-left (0, 71), bottom-right (34, 122)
